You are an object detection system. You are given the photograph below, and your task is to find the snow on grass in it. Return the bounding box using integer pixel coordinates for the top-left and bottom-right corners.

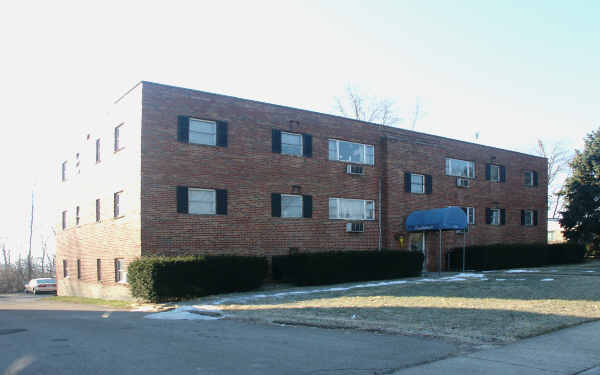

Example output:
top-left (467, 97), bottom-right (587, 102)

top-left (505, 269), bottom-right (540, 273)
top-left (540, 278), bottom-right (554, 282)
top-left (145, 306), bottom-right (222, 320)
top-left (496, 279), bottom-right (507, 281)
top-left (584, 270), bottom-right (596, 273)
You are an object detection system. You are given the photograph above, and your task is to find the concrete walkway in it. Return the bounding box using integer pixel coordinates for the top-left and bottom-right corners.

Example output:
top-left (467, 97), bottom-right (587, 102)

top-left (394, 320), bottom-right (600, 374)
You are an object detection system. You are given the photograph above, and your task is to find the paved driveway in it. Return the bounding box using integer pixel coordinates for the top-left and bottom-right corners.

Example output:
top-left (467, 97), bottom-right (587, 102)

top-left (0, 293), bottom-right (459, 375)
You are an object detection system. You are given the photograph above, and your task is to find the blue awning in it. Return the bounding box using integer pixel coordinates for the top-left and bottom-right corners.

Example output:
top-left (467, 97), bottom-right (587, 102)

top-left (405, 207), bottom-right (468, 232)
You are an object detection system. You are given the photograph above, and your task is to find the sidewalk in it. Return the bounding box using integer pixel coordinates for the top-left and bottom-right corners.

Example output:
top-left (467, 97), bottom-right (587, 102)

top-left (394, 320), bottom-right (600, 374)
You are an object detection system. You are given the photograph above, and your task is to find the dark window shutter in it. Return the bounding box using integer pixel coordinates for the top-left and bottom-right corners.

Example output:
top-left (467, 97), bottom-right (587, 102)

top-left (485, 208), bottom-right (492, 224)
top-left (500, 209), bottom-right (506, 225)
top-left (216, 121), bottom-right (228, 147)
top-left (521, 210), bottom-right (525, 225)
top-left (303, 195), bottom-right (312, 218)
top-left (533, 171), bottom-right (538, 186)
top-left (533, 210), bottom-right (538, 226)
top-left (303, 134), bottom-right (312, 157)
top-left (216, 189), bottom-right (227, 215)
top-left (176, 186), bottom-right (188, 213)
top-left (272, 129), bottom-right (282, 153)
top-left (404, 172), bottom-right (411, 193)
top-left (425, 175), bottom-right (433, 194)
top-left (177, 116), bottom-right (190, 143)
top-left (500, 166), bottom-right (506, 182)
top-left (485, 164), bottom-right (491, 180)
top-left (271, 193), bottom-right (281, 217)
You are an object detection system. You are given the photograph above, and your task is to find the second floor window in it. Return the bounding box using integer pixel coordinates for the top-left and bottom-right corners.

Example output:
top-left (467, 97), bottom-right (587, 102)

top-left (189, 118), bottom-right (217, 146)
top-left (329, 139), bottom-right (374, 165)
top-left (524, 171), bottom-right (538, 186)
top-left (96, 139), bottom-right (101, 163)
top-left (114, 191), bottom-right (123, 218)
top-left (114, 124), bottom-right (124, 152)
top-left (96, 199), bottom-right (101, 222)
top-left (62, 211), bottom-right (67, 230)
top-left (446, 158), bottom-right (475, 178)
top-left (329, 198), bottom-right (375, 220)
top-left (281, 132), bottom-right (303, 156)
top-left (61, 161), bottom-right (68, 182)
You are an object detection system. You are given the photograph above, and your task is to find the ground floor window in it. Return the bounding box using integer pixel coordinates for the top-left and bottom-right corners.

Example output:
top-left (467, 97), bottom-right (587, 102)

top-left (115, 259), bottom-right (127, 283)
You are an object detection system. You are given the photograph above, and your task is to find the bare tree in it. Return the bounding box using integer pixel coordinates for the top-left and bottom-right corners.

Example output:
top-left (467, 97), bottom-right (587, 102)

top-left (335, 85), bottom-right (402, 127)
top-left (535, 139), bottom-right (571, 219)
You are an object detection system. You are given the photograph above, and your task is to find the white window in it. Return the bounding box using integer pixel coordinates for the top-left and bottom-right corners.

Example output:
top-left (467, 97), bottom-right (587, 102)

top-left (282, 194), bottom-right (303, 218)
top-left (446, 158), bottom-right (475, 178)
top-left (189, 188), bottom-right (216, 215)
top-left (115, 259), bottom-right (127, 283)
top-left (524, 210), bottom-right (534, 226)
top-left (61, 161), bottom-right (68, 182)
top-left (464, 207), bottom-right (475, 225)
top-left (281, 132), bottom-right (303, 156)
top-left (329, 198), bottom-right (375, 220)
top-left (490, 165), bottom-right (501, 182)
top-left (524, 171), bottom-right (535, 186)
top-left (189, 118), bottom-right (217, 146)
top-left (491, 208), bottom-right (501, 225)
top-left (328, 139), bottom-right (374, 165)
top-left (409, 232), bottom-right (425, 252)
top-left (411, 174), bottom-right (425, 194)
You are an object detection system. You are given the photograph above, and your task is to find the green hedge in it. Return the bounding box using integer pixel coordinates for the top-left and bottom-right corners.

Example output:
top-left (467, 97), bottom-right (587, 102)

top-left (128, 255), bottom-right (268, 302)
top-left (272, 250), bottom-right (424, 286)
top-left (448, 243), bottom-right (586, 271)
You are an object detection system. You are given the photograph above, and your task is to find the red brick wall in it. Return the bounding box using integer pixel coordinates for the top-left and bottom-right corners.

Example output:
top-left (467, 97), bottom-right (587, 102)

top-left (139, 82), bottom-right (547, 271)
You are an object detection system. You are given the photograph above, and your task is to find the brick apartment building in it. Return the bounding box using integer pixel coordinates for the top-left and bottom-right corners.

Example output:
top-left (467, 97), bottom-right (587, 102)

top-left (56, 81), bottom-right (547, 299)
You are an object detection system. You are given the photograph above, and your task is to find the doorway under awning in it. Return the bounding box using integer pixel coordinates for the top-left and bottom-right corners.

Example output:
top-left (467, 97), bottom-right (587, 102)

top-left (405, 207), bottom-right (468, 274)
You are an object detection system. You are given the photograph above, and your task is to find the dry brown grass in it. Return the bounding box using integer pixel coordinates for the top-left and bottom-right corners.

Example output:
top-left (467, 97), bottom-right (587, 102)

top-left (199, 261), bottom-right (600, 345)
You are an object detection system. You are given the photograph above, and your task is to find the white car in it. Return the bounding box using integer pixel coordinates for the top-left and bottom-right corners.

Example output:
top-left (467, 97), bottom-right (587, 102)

top-left (24, 278), bottom-right (57, 295)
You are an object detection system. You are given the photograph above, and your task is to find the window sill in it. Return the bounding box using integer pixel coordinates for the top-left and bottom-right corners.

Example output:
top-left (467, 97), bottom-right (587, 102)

top-left (329, 159), bottom-right (374, 167)
top-left (113, 147), bottom-right (126, 154)
top-left (329, 218), bottom-right (376, 221)
top-left (113, 215), bottom-right (125, 220)
top-left (446, 174), bottom-right (475, 179)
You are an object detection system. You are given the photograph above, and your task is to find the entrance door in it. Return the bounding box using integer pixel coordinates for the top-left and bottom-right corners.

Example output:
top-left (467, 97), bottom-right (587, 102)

top-left (408, 232), bottom-right (426, 270)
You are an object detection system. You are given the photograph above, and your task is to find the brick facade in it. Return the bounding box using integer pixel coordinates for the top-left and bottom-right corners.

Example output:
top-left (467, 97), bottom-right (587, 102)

top-left (56, 81), bottom-right (547, 298)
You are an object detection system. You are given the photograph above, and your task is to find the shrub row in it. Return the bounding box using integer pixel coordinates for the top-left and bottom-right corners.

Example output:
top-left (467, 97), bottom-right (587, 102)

top-left (128, 255), bottom-right (268, 302)
top-left (447, 243), bottom-right (586, 271)
top-left (272, 250), bottom-right (424, 286)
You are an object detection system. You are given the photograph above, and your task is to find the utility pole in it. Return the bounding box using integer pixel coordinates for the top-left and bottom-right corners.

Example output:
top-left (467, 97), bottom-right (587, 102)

top-left (27, 189), bottom-right (34, 281)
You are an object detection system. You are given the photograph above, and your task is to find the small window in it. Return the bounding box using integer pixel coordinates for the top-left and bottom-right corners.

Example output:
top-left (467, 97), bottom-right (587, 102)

top-left (76, 206), bottom-right (80, 226)
top-left (77, 259), bottom-right (81, 280)
top-left (490, 165), bottom-right (501, 182)
top-left (445, 158), bottom-right (475, 178)
top-left (522, 210), bottom-right (536, 226)
top-left (96, 139), bottom-right (101, 163)
top-left (189, 118), bottom-right (217, 146)
top-left (329, 198), bottom-right (375, 220)
top-left (411, 174), bottom-right (425, 194)
top-left (524, 171), bottom-right (536, 186)
top-left (281, 132), bottom-right (303, 156)
top-left (328, 139), bottom-right (375, 165)
top-left (96, 199), bottom-right (101, 222)
top-left (491, 208), bottom-right (500, 225)
top-left (63, 260), bottom-right (68, 278)
top-left (61, 161), bottom-right (68, 182)
top-left (115, 259), bottom-right (127, 283)
top-left (114, 124), bottom-right (124, 152)
top-left (462, 207), bottom-right (475, 225)
top-left (114, 191), bottom-right (122, 218)
top-left (62, 211), bottom-right (67, 230)
top-left (409, 232), bottom-right (425, 252)
top-left (96, 259), bottom-right (102, 281)
top-left (189, 188), bottom-right (216, 215)
top-left (281, 194), bottom-right (303, 218)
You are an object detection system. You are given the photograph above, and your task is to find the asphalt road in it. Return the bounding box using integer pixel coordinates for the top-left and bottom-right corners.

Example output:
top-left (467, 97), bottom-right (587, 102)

top-left (0, 293), bottom-right (459, 375)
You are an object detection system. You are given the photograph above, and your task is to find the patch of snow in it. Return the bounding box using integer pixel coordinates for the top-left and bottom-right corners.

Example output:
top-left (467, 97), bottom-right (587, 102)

top-left (144, 306), bottom-right (222, 320)
top-left (496, 279), bottom-right (506, 281)
top-left (455, 273), bottom-right (486, 278)
top-left (514, 278), bottom-right (526, 281)
top-left (584, 270), bottom-right (596, 273)
top-left (134, 305), bottom-right (160, 312)
top-left (540, 278), bottom-right (554, 282)
top-left (505, 269), bottom-right (540, 273)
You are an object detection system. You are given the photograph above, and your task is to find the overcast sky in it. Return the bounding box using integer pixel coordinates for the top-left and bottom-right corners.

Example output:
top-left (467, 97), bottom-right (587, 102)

top-left (0, 0), bottom-right (598, 257)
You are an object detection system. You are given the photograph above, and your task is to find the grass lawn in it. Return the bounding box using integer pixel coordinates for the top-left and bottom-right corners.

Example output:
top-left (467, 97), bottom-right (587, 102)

top-left (46, 296), bottom-right (137, 310)
top-left (202, 261), bottom-right (600, 346)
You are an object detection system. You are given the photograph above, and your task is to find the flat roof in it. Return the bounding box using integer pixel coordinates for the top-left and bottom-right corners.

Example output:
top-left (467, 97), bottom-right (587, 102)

top-left (117, 80), bottom-right (546, 161)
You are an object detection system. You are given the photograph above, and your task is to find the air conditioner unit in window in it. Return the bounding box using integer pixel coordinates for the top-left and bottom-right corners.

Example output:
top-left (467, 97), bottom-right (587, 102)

top-left (346, 222), bottom-right (364, 233)
top-left (456, 177), bottom-right (470, 188)
top-left (346, 165), bottom-right (364, 175)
